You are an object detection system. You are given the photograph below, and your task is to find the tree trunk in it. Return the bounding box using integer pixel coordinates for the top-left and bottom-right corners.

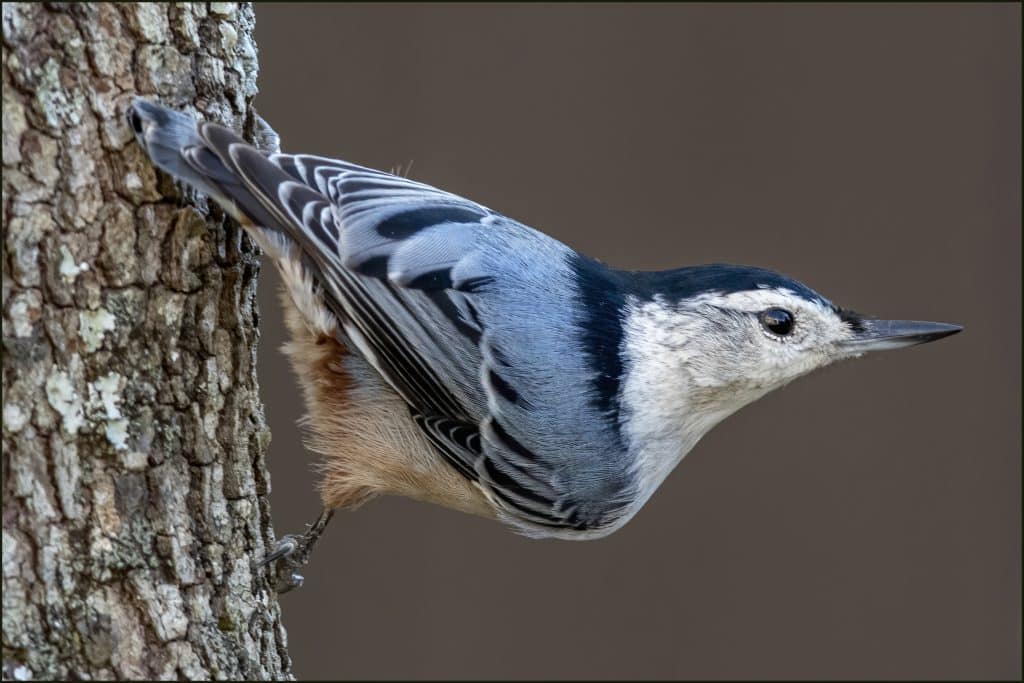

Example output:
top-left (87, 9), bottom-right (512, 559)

top-left (2, 3), bottom-right (292, 679)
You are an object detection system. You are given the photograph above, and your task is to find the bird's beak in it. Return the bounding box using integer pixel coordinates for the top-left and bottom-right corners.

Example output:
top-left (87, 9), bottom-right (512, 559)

top-left (841, 319), bottom-right (963, 352)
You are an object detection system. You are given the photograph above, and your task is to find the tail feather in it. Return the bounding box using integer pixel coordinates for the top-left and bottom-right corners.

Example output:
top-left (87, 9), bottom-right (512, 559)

top-left (129, 98), bottom-right (341, 337)
top-left (128, 98), bottom-right (303, 244)
top-left (127, 100), bottom-right (231, 210)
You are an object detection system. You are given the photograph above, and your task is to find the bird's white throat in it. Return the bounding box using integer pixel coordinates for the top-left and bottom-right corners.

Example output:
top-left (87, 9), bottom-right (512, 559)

top-left (617, 296), bottom-right (773, 502)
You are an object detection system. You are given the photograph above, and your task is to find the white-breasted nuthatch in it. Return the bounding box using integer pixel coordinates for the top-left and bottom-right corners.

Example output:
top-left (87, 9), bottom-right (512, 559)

top-left (128, 99), bottom-right (961, 582)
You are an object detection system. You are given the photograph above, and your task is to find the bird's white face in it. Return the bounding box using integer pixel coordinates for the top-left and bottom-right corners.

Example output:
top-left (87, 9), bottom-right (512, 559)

top-left (620, 288), bottom-right (859, 432)
top-left (621, 284), bottom-right (960, 447)
top-left (678, 288), bottom-right (860, 401)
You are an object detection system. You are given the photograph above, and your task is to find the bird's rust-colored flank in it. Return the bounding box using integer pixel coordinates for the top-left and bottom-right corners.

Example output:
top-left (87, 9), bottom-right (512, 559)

top-left (277, 287), bottom-right (495, 519)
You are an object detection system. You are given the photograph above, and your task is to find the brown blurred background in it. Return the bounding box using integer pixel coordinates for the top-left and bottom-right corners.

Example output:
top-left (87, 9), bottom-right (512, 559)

top-left (251, 4), bottom-right (1020, 679)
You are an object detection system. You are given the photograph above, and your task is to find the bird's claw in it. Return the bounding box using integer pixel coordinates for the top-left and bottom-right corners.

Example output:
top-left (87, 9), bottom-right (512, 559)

top-left (259, 509), bottom-right (334, 594)
top-left (280, 572), bottom-right (304, 592)
top-left (257, 535), bottom-right (300, 568)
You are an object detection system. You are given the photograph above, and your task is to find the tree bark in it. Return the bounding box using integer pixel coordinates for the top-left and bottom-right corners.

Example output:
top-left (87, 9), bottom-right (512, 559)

top-left (2, 3), bottom-right (291, 679)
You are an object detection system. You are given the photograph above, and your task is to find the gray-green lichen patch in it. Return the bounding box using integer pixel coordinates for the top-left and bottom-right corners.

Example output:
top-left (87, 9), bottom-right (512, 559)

top-left (33, 57), bottom-right (87, 132)
top-left (219, 21), bottom-right (238, 51)
top-left (209, 3), bottom-right (238, 18)
top-left (45, 366), bottom-right (85, 435)
top-left (3, 404), bottom-right (29, 433)
top-left (87, 372), bottom-right (129, 450)
top-left (78, 307), bottom-right (116, 353)
top-left (89, 371), bottom-right (124, 420)
top-left (58, 245), bottom-right (89, 283)
top-left (50, 435), bottom-right (83, 521)
top-left (104, 420), bottom-right (130, 451)
top-left (5, 289), bottom-right (42, 338)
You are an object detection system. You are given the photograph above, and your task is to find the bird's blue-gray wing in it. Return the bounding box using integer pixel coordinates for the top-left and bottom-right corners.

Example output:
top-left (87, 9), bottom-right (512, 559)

top-left (184, 132), bottom-right (635, 534)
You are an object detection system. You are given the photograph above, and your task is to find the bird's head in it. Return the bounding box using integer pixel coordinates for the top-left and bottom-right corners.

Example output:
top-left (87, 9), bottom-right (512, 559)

top-left (622, 264), bottom-right (962, 427)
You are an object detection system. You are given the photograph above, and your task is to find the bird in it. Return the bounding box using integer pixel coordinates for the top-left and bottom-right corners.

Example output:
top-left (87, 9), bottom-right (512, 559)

top-left (127, 98), bottom-right (962, 588)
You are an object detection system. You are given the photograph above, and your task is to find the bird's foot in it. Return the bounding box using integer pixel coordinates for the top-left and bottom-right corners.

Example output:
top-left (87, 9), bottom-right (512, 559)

top-left (259, 508), bottom-right (334, 594)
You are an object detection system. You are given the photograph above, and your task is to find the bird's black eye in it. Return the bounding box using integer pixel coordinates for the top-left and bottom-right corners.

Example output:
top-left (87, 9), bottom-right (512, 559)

top-left (759, 308), bottom-right (795, 336)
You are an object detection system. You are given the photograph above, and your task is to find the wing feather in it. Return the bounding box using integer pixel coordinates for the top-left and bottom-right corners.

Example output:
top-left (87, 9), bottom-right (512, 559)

top-left (169, 117), bottom-right (632, 534)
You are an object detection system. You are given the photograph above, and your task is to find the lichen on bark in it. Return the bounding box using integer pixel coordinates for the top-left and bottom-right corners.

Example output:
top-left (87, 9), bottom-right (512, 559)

top-left (2, 3), bottom-right (291, 679)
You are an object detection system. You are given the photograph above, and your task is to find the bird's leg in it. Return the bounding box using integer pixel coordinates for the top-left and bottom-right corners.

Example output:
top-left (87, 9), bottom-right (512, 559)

top-left (259, 508), bottom-right (335, 593)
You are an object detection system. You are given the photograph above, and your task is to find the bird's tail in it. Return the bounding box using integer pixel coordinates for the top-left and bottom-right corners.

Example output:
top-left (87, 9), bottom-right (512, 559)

top-left (128, 98), bottom-right (343, 338)
top-left (127, 99), bottom-right (210, 193)
top-left (126, 98), bottom-right (311, 253)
